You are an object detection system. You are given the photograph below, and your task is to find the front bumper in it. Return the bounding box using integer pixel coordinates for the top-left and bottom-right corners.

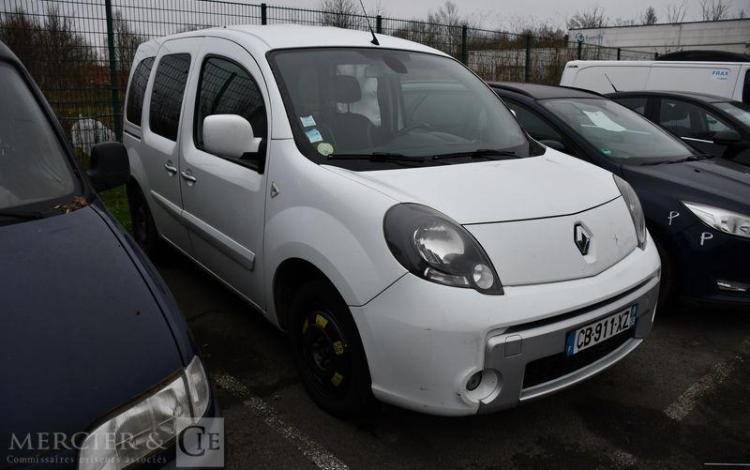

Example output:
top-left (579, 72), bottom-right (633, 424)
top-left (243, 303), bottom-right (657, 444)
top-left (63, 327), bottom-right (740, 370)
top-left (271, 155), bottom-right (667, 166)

top-left (672, 224), bottom-right (750, 307)
top-left (351, 236), bottom-right (660, 416)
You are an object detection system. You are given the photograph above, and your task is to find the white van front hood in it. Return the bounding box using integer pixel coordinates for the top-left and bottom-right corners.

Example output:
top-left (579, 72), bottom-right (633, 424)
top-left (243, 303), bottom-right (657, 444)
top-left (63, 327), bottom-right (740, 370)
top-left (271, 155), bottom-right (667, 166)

top-left (324, 149), bottom-right (620, 224)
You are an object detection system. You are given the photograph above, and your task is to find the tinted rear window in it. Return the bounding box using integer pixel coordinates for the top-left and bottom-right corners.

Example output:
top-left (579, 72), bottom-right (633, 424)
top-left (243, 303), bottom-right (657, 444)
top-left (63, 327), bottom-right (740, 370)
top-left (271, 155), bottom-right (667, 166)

top-left (149, 54), bottom-right (190, 140)
top-left (125, 57), bottom-right (154, 126)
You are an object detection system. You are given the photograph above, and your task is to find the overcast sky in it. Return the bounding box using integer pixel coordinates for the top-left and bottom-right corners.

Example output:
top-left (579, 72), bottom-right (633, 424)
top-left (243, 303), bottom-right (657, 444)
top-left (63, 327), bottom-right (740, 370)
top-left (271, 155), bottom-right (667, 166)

top-left (278, 0), bottom-right (750, 29)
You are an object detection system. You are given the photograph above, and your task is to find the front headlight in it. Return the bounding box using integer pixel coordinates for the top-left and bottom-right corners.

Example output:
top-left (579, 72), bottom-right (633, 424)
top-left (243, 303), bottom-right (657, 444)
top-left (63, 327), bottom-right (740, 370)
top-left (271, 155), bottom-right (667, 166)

top-left (384, 203), bottom-right (503, 294)
top-left (614, 175), bottom-right (647, 249)
top-left (78, 356), bottom-right (210, 470)
top-left (683, 202), bottom-right (750, 239)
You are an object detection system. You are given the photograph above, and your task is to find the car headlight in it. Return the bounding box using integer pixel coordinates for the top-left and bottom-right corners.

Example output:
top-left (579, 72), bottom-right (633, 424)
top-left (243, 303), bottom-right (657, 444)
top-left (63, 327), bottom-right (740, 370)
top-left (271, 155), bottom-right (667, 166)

top-left (683, 202), bottom-right (750, 239)
top-left (78, 356), bottom-right (210, 470)
top-left (384, 203), bottom-right (503, 294)
top-left (614, 175), bottom-right (647, 249)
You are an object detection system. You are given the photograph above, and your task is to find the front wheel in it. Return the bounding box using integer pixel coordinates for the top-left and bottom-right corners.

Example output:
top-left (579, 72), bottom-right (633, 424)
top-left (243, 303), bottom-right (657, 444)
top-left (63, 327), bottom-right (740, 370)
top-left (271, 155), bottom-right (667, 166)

top-left (288, 280), bottom-right (377, 418)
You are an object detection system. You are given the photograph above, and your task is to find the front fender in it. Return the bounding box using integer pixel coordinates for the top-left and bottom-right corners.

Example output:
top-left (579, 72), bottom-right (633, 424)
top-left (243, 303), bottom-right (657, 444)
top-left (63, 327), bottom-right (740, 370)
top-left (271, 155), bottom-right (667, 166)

top-left (264, 205), bottom-right (406, 311)
top-left (262, 140), bottom-right (407, 325)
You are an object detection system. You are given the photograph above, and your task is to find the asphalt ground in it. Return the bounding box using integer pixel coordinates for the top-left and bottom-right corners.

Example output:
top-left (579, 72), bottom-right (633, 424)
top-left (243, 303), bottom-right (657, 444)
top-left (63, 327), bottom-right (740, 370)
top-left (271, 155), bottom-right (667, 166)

top-left (155, 251), bottom-right (750, 470)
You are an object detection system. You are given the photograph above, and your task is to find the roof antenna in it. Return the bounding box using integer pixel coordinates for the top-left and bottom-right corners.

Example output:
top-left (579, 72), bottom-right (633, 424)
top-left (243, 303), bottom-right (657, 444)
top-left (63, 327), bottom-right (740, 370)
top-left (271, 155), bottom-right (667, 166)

top-left (604, 73), bottom-right (619, 93)
top-left (357, 0), bottom-right (380, 45)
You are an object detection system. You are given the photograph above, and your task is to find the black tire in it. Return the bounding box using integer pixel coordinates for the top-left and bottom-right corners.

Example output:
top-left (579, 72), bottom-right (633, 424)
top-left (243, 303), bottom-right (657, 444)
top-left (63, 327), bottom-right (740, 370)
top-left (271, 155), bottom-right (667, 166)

top-left (288, 279), bottom-right (377, 419)
top-left (126, 182), bottom-right (162, 259)
top-left (653, 235), bottom-right (677, 313)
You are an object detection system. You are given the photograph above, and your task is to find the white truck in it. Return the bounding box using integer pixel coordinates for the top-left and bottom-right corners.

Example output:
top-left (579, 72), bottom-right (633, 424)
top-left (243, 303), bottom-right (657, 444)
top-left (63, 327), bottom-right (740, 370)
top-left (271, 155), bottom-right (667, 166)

top-left (560, 60), bottom-right (750, 104)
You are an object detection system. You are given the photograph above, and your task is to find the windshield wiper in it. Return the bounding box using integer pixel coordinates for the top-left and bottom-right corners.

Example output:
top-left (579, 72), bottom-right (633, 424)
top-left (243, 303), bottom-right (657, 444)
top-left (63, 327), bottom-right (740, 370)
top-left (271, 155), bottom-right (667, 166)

top-left (639, 154), bottom-right (714, 166)
top-left (431, 149), bottom-right (518, 161)
top-left (326, 152), bottom-right (426, 163)
top-left (0, 208), bottom-right (45, 220)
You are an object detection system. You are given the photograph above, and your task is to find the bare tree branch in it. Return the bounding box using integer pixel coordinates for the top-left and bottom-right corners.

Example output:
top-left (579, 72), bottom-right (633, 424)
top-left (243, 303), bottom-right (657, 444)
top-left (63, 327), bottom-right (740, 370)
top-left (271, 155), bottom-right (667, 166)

top-left (664, 1), bottom-right (688, 23)
top-left (567, 6), bottom-right (608, 29)
top-left (320, 0), bottom-right (361, 29)
top-left (699, 0), bottom-right (731, 21)
top-left (641, 6), bottom-right (658, 25)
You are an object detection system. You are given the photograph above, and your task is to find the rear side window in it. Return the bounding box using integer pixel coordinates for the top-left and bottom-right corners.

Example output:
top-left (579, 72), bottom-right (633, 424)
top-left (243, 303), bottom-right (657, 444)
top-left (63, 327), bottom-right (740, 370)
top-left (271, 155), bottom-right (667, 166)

top-left (194, 56), bottom-right (267, 151)
top-left (125, 57), bottom-right (154, 126)
top-left (615, 97), bottom-right (647, 115)
top-left (505, 100), bottom-right (563, 142)
top-left (743, 69), bottom-right (749, 105)
top-left (659, 98), bottom-right (731, 140)
top-left (149, 54), bottom-right (191, 140)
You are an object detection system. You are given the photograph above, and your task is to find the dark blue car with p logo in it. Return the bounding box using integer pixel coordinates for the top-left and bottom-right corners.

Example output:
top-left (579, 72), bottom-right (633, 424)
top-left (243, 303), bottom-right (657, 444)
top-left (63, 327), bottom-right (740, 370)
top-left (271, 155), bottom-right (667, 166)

top-left (491, 82), bottom-right (750, 310)
top-left (0, 41), bottom-right (221, 468)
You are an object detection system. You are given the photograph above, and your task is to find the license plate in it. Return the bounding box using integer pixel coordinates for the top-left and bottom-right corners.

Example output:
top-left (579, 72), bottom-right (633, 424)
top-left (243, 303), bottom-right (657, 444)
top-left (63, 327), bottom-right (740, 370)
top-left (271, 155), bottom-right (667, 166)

top-left (565, 305), bottom-right (638, 357)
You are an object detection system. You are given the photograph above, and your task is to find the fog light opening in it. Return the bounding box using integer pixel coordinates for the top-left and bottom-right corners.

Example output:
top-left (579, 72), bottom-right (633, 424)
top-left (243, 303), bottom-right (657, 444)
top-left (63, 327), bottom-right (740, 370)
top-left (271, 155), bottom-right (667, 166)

top-left (466, 371), bottom-right (482, 391)
top-left (464, 369), bottom-right (501, 404)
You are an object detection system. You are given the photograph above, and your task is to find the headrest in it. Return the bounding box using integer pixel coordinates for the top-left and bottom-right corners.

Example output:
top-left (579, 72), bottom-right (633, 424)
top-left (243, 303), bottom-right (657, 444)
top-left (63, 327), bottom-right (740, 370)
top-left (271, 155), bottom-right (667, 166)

top-left (333, 75), bottom-right (361, 104)
top-left (662, 103), bottom-right (689, 122)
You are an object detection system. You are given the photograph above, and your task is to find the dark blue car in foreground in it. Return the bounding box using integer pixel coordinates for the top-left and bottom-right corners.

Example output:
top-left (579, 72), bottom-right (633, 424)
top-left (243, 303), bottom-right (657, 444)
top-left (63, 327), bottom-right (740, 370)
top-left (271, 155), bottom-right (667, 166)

top-left (0, 41), bottom-right (219, 468)
top-left (490, 82), bottom-right (750, 309)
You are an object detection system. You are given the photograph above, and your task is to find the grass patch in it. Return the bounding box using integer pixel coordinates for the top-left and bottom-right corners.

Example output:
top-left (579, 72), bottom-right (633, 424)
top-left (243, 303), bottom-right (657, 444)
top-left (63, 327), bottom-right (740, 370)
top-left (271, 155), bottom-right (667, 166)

top-left (99, 185), bottom-right (132, 233)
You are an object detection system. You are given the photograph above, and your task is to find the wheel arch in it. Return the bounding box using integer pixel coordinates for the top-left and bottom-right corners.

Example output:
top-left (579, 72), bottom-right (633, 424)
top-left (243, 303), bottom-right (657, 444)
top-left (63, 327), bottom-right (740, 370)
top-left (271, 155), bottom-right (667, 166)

top-left (272, 257), bottom-right (347, 332)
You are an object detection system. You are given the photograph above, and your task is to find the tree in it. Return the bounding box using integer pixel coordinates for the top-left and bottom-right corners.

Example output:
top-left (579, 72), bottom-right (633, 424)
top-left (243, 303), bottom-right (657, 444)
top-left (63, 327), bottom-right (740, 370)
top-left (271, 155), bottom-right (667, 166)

top-left (567, 7), bottom-right (608, 29)
top-left (426, 1), bottom-right (471, 58)
top-left (113, 11), bottom-right (144, 75)
top-left (320, 0), bottom-right (360, 29)
top-left (699, 0), bottom-right (730, 21)
top-left (641, 6), bottom-right (658, 25)
top-left (664, 1), bottom-right (688, 23)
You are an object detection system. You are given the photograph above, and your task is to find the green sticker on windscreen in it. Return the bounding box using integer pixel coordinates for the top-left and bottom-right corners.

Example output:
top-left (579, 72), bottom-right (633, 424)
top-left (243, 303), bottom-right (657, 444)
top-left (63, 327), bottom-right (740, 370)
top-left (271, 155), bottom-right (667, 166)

top-left (601, 148), bottom-right (612, 156)
top-left (317, 142), bottom-right (334, 157)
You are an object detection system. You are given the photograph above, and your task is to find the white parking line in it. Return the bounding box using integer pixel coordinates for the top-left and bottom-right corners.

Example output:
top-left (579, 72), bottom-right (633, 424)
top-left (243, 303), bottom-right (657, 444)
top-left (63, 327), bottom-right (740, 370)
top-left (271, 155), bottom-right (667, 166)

top-left (213, 373), bottom-right (349, 470)
top-left (664, 338), bottom-right (749, 422)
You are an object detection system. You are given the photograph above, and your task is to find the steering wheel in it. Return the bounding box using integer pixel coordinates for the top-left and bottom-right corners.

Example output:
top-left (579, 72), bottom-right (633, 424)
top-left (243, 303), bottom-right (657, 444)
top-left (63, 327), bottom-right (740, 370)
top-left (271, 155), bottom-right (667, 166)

top-left (396, 121), bottom-right (433, 136)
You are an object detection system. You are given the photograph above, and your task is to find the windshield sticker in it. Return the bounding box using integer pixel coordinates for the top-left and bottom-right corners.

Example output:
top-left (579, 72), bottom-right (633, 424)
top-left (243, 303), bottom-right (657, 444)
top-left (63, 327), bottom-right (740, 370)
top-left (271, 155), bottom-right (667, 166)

top-left (300, 115), bottom-right (316, 127)
top-left (582, 110), bottom-right (627, 132)
top-left (600, 148), bottom-right (613, 156)
top-left (305, 128), bottom-right (323, 143)
top-left (317, 142), bottom-right (334, 157)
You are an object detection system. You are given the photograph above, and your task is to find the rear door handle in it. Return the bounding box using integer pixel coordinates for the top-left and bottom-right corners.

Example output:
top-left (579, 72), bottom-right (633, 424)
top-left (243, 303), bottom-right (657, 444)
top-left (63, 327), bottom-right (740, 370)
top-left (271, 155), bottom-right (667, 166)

top-left (164, 161), bottom-right (178, 175)
top-left (181, 170), bottom-right (197, 184)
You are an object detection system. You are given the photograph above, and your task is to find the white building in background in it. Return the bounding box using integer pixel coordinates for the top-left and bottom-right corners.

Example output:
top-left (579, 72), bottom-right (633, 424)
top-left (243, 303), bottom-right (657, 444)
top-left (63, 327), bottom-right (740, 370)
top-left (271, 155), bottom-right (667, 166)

top-left (569, 18), bottom-right (750, 56)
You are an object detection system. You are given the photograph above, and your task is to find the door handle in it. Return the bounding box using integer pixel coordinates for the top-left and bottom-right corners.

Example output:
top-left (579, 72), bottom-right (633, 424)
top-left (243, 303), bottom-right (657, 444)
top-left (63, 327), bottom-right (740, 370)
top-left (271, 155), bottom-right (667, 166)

top-left (180, 170), bottom-right (197, 183)
top-left (164, 161), bottom-right (178, 175)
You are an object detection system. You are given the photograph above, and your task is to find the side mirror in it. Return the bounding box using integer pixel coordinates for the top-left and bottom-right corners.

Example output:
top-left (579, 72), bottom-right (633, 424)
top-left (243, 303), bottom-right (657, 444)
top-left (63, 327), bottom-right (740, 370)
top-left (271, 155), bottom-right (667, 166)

top-left (87, 142), bottom-right (130, 192)
top-left (203, 114), bottom-right (262, 159)
top-left (713, 129), bottom-right (742, 145)
top-left (539, 139), bottom-right (566, 152)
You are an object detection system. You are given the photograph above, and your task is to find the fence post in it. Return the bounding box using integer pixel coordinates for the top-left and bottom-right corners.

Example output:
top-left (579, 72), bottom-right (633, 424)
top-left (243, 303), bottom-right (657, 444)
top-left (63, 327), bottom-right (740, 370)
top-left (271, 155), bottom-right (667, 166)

top-left (617, 47), bottom-right (621, 60)
top-left (524, 34), bottom-right (532, 82)
top-left (104, 0), bottom-right (122, 142)
top-left (460, 24), bottom-right (468, 65)
top-left (577, 41), bottom-right (583, 60)
top-left (261, 3), bottom-right (267, 25)
top-left (376, 15), bottom-right (382, 34)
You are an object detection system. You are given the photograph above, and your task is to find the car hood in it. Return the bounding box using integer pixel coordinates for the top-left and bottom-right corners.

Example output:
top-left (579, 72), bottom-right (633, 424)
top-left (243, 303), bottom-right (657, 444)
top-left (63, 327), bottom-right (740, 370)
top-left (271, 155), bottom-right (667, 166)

top-left (324, 149), bottom-right (620, 224)
top-left (622, 158), bottom-right (750, 214)
top-left (0, 206), bottom-right (184, 456)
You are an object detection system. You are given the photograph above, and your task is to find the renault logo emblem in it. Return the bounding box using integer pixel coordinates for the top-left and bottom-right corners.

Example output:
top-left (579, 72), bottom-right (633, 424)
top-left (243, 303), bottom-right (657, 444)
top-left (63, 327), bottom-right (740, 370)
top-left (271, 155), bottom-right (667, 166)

top-left (574, 223), bottom-right (592, 256)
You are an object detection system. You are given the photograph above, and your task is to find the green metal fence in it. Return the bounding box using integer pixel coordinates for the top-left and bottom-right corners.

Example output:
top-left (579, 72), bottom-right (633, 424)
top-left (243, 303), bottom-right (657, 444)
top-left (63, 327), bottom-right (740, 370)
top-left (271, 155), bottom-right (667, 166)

top-left (0, 0), bottom-right (656, 152)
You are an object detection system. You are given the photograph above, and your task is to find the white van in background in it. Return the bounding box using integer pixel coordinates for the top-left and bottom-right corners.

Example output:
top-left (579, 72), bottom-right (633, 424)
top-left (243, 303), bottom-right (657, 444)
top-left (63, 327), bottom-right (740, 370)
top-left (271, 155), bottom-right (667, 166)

top-left (560, 60), bottom-right (750, 104)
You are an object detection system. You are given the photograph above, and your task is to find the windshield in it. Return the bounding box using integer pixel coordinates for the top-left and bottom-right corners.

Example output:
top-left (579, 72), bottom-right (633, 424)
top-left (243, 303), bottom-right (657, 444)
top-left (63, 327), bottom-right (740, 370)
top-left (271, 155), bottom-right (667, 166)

top-left (268, 48), bottom-right (531, 167)
top-left (0, 62), bottom-right (77, 213)
top-left (541, 98), bottom-right (694, 162)
top-left (715, 102), bottom-right (750, 127)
